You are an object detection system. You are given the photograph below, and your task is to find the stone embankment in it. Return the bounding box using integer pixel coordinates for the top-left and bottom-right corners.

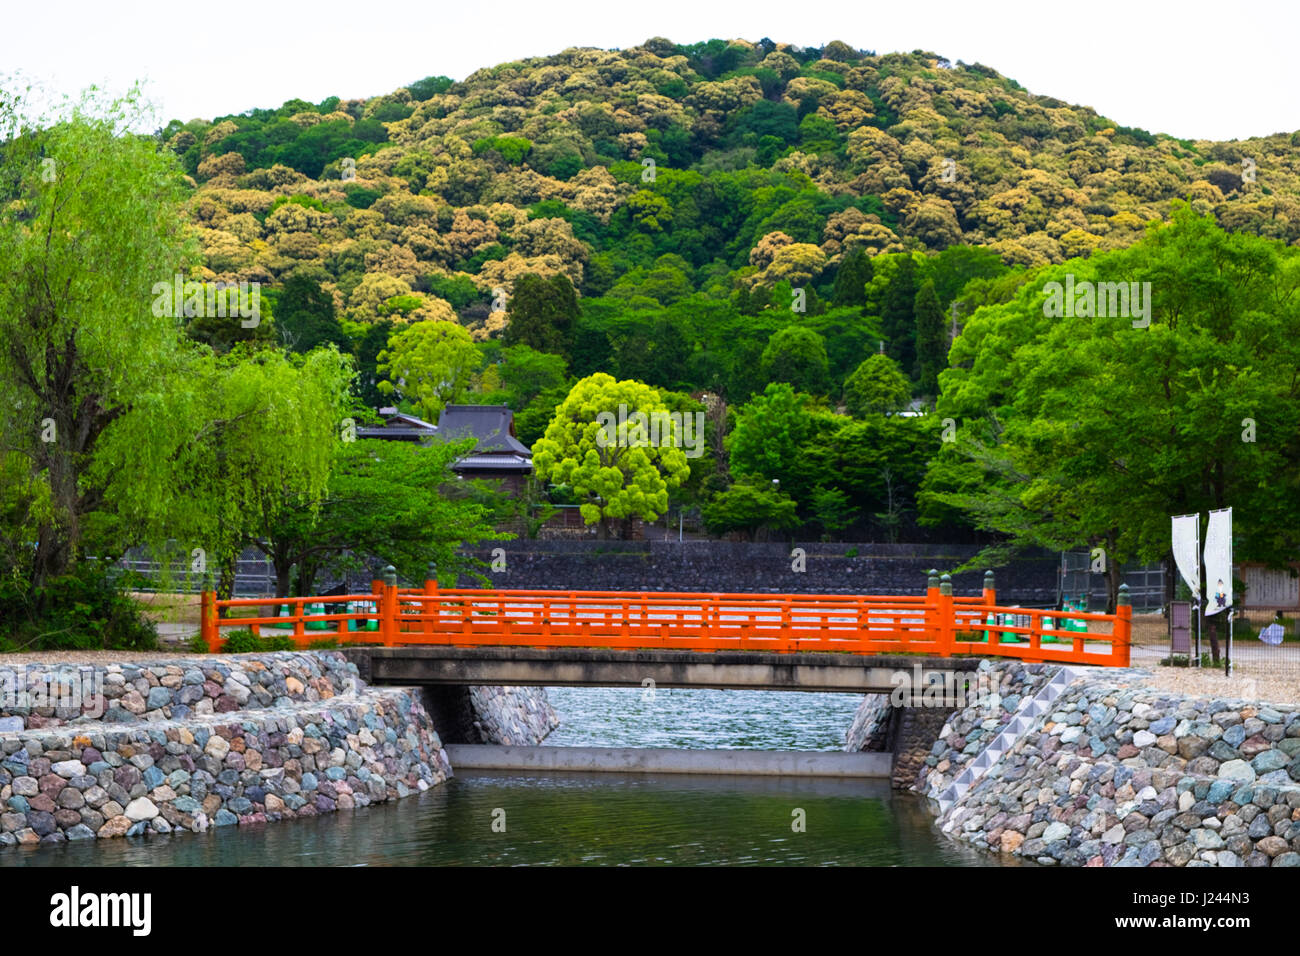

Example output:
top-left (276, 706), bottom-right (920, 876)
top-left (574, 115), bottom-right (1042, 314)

top-left (0, 652), bottom-right (556, 848)
top-left (468, 686), bottom-right (559, 744)
top-left (848, 659), bottom-right (1300, 866)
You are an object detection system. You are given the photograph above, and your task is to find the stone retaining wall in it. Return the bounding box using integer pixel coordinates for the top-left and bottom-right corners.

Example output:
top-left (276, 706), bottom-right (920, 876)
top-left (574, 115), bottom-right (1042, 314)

top-left (458, 541), bottom-right (1060, 603)
top-left (914, 661), bottom-right (1300, 867)
top-left (0, 653), bottom-right (358, 730)
top-left (0, 651), bottom-right (560, 850)
top-left (844, 662), bottom-right (1059, 789)
top-left (468, 686), bottom-right (559, 744)
top-left (0, 687), bottom-right (449, 847)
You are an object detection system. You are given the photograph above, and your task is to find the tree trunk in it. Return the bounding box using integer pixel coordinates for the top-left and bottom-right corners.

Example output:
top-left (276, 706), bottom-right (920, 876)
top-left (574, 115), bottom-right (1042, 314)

top-left (216, 552), bottom-right (237, 602)
top-left (274, 560), bottom-right (293, 600)
top-left (1205, 608), bottom-right (1222, 665)
top-left (1106, 556), bottom-right (1121, 615)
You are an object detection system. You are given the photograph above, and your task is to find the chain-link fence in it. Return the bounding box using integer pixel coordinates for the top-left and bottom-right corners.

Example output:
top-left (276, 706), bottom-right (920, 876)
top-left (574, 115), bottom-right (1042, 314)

top-left (1059, 551), bottom-right (1165, 612)
top-left (108, 547), bottom-right (377, 599)
top-left (1226, 607), bottom-right (1299, 679)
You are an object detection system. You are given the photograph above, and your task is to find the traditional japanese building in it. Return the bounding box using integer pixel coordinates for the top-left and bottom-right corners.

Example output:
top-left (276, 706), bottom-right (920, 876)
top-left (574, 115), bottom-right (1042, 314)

top-left (434, 404), bottom-right (534, 493)
top-left (355, 408), bottom-right (439, 444)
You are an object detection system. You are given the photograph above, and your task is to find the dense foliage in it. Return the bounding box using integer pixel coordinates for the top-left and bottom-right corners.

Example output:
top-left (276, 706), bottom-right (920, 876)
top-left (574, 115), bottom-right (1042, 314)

top-left (5, 37), bottom-right (1300, 644)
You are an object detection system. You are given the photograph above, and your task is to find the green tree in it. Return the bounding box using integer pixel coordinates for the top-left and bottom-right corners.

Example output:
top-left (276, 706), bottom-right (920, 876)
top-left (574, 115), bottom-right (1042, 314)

top-left (0, 88), bottom-right (192, 589)
top-left (701, 480), bottom-right (799, 540)
top-left (727, 383), bottom-right (837, 514)
top-left (378, 320), bottom-right (482, 421)
top-left (842, 353), bottom-right (912, 416)
top-left (355, 319), bottom-right (395, 409)
top-left (923, 206), bottom-right (1300, 612)
top-left (831, 248), bottom-right (873, 307)
top-left (760, 326), bottom-right (830, 395)
top-left (96, 348), bottom-right (355, 598)
top-left (278, 273), bottom-right (349, 354)
top-left (497, 345), bottom-right (569, 410)
top-left (913, 279), bottom-right (946, 398)
top-left (502, 273), bottom-right (580, 359)
top-left (875, 253), bottom-right (920, 378)
top-left (531, 373), bottom-right (691, 537)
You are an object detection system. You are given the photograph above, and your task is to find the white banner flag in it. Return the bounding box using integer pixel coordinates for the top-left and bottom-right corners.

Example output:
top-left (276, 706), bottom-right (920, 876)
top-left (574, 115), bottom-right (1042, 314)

top-left (1171, 513), bottom-right (1201, 606)
top-left (1204, 507), bottom-right (1233, 616)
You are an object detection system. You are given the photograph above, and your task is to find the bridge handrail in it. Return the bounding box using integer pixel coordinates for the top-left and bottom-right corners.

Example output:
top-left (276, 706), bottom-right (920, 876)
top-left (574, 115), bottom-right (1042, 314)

top-left (198, 572), bottom-right (1131, 667)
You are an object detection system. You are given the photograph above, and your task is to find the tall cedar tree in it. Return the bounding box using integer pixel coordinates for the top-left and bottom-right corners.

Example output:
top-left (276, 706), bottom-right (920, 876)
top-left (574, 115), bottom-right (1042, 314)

top-left (356, 319), bottom-right (395, 410)
top-left (503, 273), bottom-right (579, 360)
top-left (880, 256), bottom-right (918, 376)
top-left (278, 274), bottom-right (349, 354)
top-left (913, 280), bottom-right (947, 398)
top-left (831, 248), bottom-right (873, 307)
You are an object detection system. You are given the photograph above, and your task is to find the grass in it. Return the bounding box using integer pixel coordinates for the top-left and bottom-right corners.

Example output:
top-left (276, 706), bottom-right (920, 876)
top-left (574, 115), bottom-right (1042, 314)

top-left (184, 628), bottom-right (296, 654)
top-left (1160, 653), bottom-right (1216, 668)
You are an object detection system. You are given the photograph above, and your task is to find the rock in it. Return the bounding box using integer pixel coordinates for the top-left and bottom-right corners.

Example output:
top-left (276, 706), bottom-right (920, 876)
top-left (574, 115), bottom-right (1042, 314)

top-left (1191, 828), bottom-right (1224, 849)
top-left (1252, 750), bottom-right (1289, 774)
top-left (97, 816), bottom-right (131, 838)
top-left (1257, 836), bottom-right (1289, 857)
top-left (51, 760), bottom-right (83, 778)
top-left (1133, 730), bottom-right (1157, 748)
top-left (1218, 760), bottom-right (1256, 783)
top-left (1043, 822), bottom-right (1071, 843)
top-left (123, 798), bottom-right (158, 822)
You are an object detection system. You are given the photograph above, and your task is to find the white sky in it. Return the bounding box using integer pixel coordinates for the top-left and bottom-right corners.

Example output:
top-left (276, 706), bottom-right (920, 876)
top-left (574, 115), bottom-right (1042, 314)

top-left (4, 0), bottom-right (1296, 142)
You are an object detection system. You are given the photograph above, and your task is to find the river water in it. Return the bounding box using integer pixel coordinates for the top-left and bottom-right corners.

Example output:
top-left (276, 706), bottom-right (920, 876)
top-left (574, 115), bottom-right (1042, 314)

top-left (5, 688), bottom-right (1001, 866)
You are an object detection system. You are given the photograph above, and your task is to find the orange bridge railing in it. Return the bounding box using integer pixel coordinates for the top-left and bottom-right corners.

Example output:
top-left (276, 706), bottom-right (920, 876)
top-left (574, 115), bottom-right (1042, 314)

top-left (199, 569), bottom-right (1132, 667)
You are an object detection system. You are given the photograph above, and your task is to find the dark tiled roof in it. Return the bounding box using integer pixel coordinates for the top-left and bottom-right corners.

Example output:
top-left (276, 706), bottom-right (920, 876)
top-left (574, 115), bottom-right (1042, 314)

top-left (436, 404), bottom-right (532, 457)
top-left (357, 409), bottom-right (439, 440)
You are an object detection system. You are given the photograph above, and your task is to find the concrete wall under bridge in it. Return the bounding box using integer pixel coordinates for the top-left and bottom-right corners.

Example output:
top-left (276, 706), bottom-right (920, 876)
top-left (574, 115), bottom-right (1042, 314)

top-left (342, 647), bottom-right (981, 781)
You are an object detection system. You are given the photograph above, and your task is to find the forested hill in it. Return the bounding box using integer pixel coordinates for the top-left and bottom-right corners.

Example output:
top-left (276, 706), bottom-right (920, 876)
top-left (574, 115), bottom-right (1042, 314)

top-left (164, 37), bottom-right (1300, 350)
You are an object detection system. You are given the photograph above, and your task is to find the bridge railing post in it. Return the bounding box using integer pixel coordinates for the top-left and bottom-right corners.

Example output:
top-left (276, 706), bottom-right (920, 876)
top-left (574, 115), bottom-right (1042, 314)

top-left (936, 573), bottom-right (954, 657)
top-left (924, 569), bottom-right (939, 651)
top-left (423, 561), bottom-right (438, 642)
top-left (381, 565), bottom-right (398, 647)
top-left (200, 585), bottom-right (219, 653)
top-left (982, 569), bottom-right (995, 606)
top-left (1115, 583), bottom-right (1133, 666)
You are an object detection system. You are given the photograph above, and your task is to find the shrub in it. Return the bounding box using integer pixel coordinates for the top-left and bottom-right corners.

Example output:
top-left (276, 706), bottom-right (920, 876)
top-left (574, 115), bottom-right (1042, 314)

top-left (0, 565), bottom-right (158, 652)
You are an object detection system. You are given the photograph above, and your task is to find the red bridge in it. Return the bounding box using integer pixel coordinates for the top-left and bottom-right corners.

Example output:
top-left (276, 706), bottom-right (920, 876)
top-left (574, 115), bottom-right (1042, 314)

top-left (200, 570), bottom-right (1132, 668)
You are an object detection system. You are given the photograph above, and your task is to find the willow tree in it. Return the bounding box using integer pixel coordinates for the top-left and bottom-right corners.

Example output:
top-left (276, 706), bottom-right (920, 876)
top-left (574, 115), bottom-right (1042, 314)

top-left (0, 86), bottom-right (193, 590)
top-left (96, 347), bottom-right (356, 597)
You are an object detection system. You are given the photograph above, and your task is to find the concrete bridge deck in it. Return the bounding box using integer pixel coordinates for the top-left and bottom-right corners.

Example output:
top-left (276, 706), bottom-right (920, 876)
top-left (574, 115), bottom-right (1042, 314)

top-left (342, 646), bottom-right (981, 697)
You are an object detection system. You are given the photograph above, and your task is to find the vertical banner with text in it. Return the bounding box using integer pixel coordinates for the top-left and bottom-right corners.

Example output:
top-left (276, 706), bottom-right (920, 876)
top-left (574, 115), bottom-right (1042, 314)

top-left (1203, 507), bottom-right (1233, 616)
top-left (1171, 513), bottom-right (1201, 606)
